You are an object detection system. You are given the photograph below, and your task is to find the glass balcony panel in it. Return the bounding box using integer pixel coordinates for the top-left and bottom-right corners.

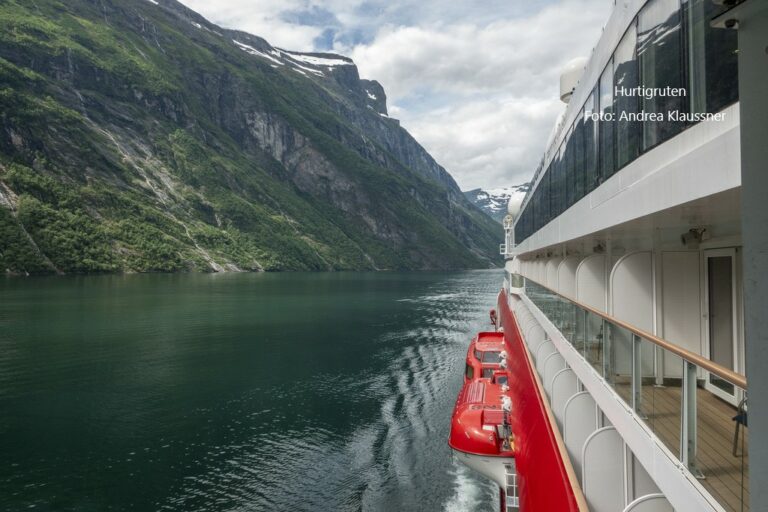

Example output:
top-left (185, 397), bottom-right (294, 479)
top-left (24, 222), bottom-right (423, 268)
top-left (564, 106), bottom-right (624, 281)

top-left (570, 303), bottom-right (580, 346)
top-left (608, 323), bottom-right (633, 404)
top-left (553, 296), bottom-right (563, 330)
top-left (642, 348), bottom-right (682, 457)
top-left (573, 306), bottom-right (587, 354)
top-left (694, 384), bottom-right (749, 512)
top-left (522, 279), bottom-right (749, 512)
top-left (561, 300), bottom-right (576, 343)
top-left (544, 293), bottom-right (559, 323)
top-left (585, 312), bottom-right (604, 374)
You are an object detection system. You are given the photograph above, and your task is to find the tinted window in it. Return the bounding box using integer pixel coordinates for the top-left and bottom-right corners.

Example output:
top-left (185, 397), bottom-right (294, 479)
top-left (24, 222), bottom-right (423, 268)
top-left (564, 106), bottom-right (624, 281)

top-left (515, 208), bottom-right (527, 243)
top-left (573, 111), bottom-right (585, 202)
top-left (482, 368), bottom-right (496, 378)
top-left (583, 90), bottom-right (599, 191)
top-left (514, 0), bottom-right (740, 248)
top-left (638, 0), bottom-right (684, 149)
top-left (482, 351), bottom-right (502, 363)
top-left (554, 153), bottom-right (565, 218)
top-left (465, 364), bottom-right (474, 379)
top-left (614, 22), bottom-right (641, 168)
top-left (539, 174), bottom-right (550, 226)
top-left (685, 0), bottom-right (738, 114)
top-left (565, 127), bottom-right (575, 208)
top-left (599, 59), bottom-right (616, 179)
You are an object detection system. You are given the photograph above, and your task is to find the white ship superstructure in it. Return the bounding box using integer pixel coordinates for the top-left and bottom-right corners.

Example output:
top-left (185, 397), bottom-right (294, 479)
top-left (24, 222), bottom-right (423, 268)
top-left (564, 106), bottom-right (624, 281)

top-left (499, 1), bottom-right (768, 511)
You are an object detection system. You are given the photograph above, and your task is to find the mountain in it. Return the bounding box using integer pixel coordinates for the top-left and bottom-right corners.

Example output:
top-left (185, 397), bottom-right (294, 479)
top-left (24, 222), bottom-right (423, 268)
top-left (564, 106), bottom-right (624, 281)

top-left (463, 184), bottom-right (530, 223)
top-left (0, 0), bottom-right (502, 274)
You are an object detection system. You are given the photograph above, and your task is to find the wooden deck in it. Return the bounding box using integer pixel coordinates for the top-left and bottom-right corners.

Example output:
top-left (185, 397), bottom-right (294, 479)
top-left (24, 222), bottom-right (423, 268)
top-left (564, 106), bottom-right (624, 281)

top-left (550, 314), bottom-right (748, 510)
top-left (613, 380), bottom-right (749, 512)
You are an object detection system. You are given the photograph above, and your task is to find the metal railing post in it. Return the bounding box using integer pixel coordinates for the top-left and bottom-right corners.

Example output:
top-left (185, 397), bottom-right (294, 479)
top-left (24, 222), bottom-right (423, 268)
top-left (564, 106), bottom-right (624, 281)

top-left (632, 334), bottom-right (643, 413)
top-left (681, 360), bottom-right (703, 478)
top-left (654, 345), bottom-right (665, 387)
top-left (569, 303), bottom-right (577, 343)
top-left (602, 320), bottom-right (612, 383)
top-left (582, 308), bottom-right (588, 357)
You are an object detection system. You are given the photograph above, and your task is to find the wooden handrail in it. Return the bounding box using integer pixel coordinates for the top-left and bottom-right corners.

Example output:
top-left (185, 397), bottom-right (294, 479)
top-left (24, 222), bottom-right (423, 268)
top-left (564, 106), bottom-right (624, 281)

top-left (520, 277), bottom-right (748, 390)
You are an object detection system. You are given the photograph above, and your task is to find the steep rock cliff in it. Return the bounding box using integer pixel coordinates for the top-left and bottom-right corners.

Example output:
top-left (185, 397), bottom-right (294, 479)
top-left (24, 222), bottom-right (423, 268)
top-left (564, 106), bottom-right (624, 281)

top-left (0, 0), bottom-right (501, 273)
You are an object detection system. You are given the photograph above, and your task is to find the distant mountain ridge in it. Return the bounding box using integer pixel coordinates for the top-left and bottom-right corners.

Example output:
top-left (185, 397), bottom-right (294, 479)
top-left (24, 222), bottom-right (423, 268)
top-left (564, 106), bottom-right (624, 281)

top-left (464, 184), bottom-right (530, 223)
top-left (0, 0), bottom-right (502, 274)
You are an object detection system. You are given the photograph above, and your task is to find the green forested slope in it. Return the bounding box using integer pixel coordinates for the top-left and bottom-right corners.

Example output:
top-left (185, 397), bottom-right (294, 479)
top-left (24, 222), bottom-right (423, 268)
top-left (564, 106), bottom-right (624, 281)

top-left (0, 0), bottom-right (501, 273)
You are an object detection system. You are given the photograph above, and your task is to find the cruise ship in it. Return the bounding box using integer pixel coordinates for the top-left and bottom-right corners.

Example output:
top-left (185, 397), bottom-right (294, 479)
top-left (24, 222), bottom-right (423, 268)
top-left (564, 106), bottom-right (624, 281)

top-left (450, 0), bottom-right (767, 511)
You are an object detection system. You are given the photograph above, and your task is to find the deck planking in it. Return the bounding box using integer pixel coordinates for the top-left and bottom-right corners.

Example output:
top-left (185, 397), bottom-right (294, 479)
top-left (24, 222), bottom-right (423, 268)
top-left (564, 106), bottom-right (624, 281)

top-left (612, 381), bottom-right (749, 512)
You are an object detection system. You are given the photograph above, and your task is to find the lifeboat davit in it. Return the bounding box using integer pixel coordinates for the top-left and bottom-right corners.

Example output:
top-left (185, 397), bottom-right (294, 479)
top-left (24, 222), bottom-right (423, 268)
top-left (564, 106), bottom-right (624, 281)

top-left (449, 331), bottom-right (518, 503)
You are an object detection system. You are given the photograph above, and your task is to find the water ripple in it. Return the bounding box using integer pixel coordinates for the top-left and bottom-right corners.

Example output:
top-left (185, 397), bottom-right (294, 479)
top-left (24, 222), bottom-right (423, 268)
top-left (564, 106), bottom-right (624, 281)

top-left (0, 270), bottom-right (502, 512)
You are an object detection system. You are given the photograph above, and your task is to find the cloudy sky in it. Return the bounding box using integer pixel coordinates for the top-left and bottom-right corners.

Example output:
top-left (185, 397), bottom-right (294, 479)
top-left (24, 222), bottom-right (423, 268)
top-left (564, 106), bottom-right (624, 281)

top-left (180, 0), bottom-right (612, 190)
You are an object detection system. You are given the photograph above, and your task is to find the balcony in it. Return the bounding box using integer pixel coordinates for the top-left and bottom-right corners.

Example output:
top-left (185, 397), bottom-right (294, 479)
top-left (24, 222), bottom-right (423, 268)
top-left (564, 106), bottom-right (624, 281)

top-left (519, 279), bottom-right (748, 512)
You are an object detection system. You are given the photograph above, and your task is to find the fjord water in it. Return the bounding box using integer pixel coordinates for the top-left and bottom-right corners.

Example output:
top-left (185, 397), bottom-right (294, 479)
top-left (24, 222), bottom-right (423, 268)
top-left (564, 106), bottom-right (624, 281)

top-left (0, 271), bottom-right (500, 511)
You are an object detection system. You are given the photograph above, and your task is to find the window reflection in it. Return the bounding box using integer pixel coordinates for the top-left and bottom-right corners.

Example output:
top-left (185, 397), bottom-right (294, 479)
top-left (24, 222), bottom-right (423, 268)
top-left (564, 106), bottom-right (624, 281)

top-left (554, 150), bottom-right (564, 219)
top-left (685, 0), bottom-right (738, 114)
top-left (638, 0), bottom-right (684, 149)
top-left (513, 0), bottom-right (736, 246)
top-left (565, 126), bottom-right (575, 208)
top-left (614, 22), bottom-right (641, 168)
top-left (583, 91), bottom-right (598, 190)
top-left (573, 110), bottom-right (585, 202)
top-left (599, 59), bottom-right (615, 179)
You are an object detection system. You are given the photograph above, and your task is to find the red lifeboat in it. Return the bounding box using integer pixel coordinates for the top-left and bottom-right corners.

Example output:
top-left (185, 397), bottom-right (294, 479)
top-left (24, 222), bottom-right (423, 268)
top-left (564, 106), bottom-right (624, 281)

top-left (449, 332), bottom-right (516, 492)
top-left (450, 299), bottom-right (585, 512)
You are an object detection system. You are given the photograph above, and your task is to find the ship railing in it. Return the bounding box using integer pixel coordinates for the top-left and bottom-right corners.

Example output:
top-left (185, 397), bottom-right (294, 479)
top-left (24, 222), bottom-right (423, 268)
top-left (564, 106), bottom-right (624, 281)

top-left (522, 278), bottom-right (749, 512)
top-left (500, 244), bottom-right (517, 257)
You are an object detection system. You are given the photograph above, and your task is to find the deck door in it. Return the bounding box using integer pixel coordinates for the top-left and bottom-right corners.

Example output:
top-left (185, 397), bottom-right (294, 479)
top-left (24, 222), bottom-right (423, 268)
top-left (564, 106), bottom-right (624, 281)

top-left (703, 248), bottom-right (741, 404)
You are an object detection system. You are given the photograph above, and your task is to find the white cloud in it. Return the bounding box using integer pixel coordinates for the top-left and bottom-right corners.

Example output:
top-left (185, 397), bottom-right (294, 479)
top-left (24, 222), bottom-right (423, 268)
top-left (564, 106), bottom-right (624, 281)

top-left (177, 0), bottom-right (612, 190)
top-left (351, 1), bottom-right (608, 98)
top-left (398, 97), bottom-right (562, 189)
top-left (349, 0), bottom-right (611, 189)
top-left (180, 0), bottom-right (322, 50)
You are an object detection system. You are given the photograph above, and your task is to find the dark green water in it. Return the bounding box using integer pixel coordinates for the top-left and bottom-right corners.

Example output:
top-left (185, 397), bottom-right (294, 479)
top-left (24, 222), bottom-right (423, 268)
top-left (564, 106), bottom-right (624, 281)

top-left (0, 271), bottom-right (501, 511)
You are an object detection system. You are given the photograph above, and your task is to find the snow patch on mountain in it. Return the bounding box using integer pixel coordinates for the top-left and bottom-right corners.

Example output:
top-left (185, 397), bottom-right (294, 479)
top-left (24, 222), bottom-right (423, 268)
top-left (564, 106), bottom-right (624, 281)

top-left (233, 40), bottom-right (284, 66)
top-left (232, 42), bottom-right (359, 81)
top-left (281, 52), bottom-right (353, 67)
top-left (463, 183), bottom-right (530, 223)
top-left (290, 62), bottom-right (324, 76)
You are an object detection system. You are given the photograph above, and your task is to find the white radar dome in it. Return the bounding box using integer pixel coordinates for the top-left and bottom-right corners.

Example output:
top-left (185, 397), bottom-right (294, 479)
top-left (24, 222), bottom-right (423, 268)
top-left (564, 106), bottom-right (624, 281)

top-left (506, 193), bottom-right (524, 218)
top-left (560, 57), bottom-right (588, 104)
